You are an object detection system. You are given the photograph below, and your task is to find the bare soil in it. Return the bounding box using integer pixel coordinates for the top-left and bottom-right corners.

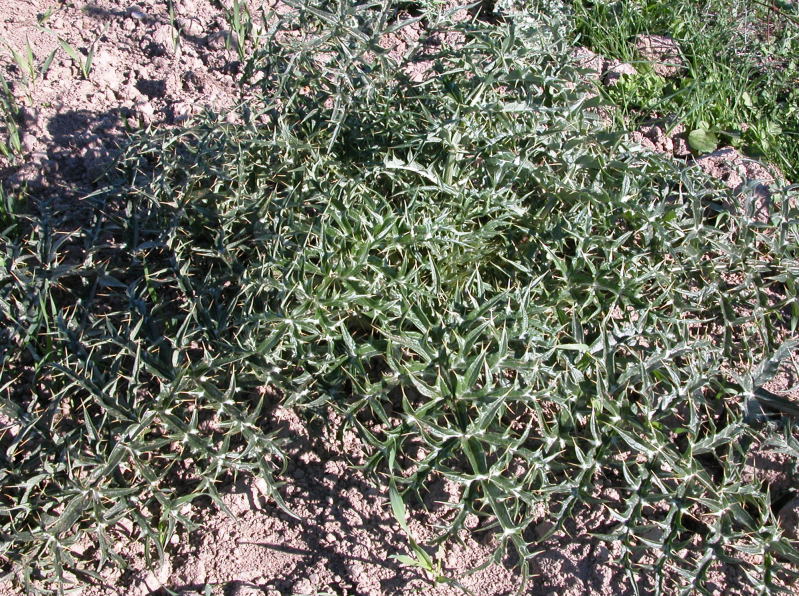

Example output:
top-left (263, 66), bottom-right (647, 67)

top-left (1, 2), bottom-right (796, 595)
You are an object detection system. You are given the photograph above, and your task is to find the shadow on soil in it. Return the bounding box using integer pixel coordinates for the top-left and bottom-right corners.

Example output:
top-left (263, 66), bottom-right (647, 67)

top-left (148, 410), bottom-right (429, 595)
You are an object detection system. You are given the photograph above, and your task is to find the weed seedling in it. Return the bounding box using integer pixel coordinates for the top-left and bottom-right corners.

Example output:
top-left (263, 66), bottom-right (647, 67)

top-left (57, 37), bottom-right (95, 80)
top-left (389, 483), bottom-right (467, 592)
top-left (0, 36), bottom-right (56, 94)
top-left (0, 73), bottom-right (22, 158)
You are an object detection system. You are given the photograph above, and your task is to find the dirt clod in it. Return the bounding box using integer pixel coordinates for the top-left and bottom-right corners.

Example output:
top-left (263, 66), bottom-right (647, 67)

top-left (572, 46), bottom-right (603, 80)
top-left (228, 581), bottom-right (264, 596)
top-left (603, 60), bottom-right (637, 86)
top-left (778, 498), bottom-right (799, 541)
top-left (635, 34), bottom-right (686, 77)
top-left (694, 147), bottom-right (782, 221)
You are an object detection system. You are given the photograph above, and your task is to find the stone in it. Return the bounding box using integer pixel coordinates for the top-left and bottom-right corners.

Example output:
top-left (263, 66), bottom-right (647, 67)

top-left (127, 7), bottom-right (147, 21)
top-left (292, 580), bottom-right (314, 595)
top-left (136, 571), bottom-right (162, 595)
top-left (20, 133), bottom-right (36, 153)
top-left (138, 102), bottom-right (155, 122)
top-left (673, 134), bottom-right (691, 157)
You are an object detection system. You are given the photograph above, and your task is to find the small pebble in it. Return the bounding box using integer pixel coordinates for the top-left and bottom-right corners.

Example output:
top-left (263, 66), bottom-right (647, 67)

top-left (128, 7), bottom-right (147, 21)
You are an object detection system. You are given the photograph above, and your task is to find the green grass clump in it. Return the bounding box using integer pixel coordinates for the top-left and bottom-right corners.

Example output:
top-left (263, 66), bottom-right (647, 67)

top-left (2, 0), bottom-right (799, 593)
top-left (569, 0), bottom-right (799, 179)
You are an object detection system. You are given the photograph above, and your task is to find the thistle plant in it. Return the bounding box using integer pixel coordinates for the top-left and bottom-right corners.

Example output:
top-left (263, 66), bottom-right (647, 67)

top-left (1, 1), bottom-right (798, 594)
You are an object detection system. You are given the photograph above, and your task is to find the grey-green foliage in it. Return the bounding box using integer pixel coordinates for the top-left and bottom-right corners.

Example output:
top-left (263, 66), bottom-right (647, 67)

top-left (2, 0), bottom-right (798, 593)
top-left (0, 166), bottom-right (290, 595)
top-left (121, 0), bottom-right (799, 592)
top-left (0, 188), bottom-right (290, 592)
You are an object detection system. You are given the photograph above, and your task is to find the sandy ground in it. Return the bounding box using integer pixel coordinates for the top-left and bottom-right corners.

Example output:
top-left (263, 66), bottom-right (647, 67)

top-left (81, 406), bottom-right (630, 596)
top-left (1, 1), bottom-right (796, 595)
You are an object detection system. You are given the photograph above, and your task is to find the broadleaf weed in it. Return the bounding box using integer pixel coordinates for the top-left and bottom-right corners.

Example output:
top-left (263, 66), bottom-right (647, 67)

top-left (569, 0), bottom-right (799, 178)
